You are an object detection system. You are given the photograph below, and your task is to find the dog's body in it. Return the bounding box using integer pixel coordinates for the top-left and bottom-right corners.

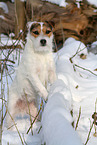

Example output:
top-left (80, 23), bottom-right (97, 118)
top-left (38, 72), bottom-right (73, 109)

top-left (6, 21), bottom-right (56, 132)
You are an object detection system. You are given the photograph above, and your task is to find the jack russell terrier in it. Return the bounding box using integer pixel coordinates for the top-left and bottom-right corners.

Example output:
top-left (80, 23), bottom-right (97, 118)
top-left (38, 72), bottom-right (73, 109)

top-left (6, 21), bottom-right (57, 132)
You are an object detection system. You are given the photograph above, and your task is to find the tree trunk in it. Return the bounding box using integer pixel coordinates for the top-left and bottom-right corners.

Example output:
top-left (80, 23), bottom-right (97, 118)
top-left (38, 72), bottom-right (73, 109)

top-left (15, 0), bottom-right (26, 39)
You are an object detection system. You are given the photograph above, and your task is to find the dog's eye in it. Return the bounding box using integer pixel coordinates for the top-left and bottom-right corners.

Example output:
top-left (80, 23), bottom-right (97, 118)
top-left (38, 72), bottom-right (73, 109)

top-left (33, 31), bottom-right (39, 35)
top-left (46, 30), bottom-right (51, 34)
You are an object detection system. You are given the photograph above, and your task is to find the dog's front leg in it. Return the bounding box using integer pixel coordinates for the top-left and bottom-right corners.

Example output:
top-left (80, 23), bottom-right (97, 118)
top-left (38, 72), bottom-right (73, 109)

top-left (27, 74), bottom-right (48, 100)
top-left (48, 67), bottom-right (57, 85)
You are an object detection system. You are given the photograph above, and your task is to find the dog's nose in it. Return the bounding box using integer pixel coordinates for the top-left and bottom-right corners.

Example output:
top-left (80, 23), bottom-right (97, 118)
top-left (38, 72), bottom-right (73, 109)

top-left (40, 39), bottom-right (46, 46)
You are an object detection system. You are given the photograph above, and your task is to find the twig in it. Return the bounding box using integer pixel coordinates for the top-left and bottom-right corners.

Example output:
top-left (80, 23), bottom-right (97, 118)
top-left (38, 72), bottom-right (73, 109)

top-left (69, 43), bottom-right (86, 63)
top-left (84, 121), bottom-right (94, 145)
top-left (75, 107), bottom-right (81, 130)
top-left (60, 17), bottom-right (65, 43)
top-left (0, 59), bottom-right (15, 64)
top-left (74, 64), bottom-right (97, 77)
top-left (0, 70), bottom-right (3, 145)
top-left (22, 134), bottom-right (28, 145)
top-left (37, 125), bottom-right (42, 134)
top-left (6, 105), bottom-right (24, 145)
top-left (0, 98), bottom-right (7, 102)
top-left (0, 45), bottom-right (22, 50)
top-left (6, 68), bottom-right (13, 81)
top-left (26, 100), bottom-right (43, 134)
top-left (93, 98), bottom-right (97, 137)
top-left (5, 38), bottom-right (22, 61)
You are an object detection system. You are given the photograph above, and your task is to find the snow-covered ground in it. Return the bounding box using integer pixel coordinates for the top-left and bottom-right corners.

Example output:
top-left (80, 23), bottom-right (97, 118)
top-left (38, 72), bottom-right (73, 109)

top-left (1, 34), bottom-right (97, 145)
top-left (41, 38), bottom-right (97, 145)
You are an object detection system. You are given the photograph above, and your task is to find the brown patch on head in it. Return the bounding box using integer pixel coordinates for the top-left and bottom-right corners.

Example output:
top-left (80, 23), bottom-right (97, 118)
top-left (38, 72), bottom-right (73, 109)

top-left (30, 23), bottom-right (41, 38)
top-left (42, 22), bottom-right (53, 37)
top-left (30, 22), bottom-right (54, 38)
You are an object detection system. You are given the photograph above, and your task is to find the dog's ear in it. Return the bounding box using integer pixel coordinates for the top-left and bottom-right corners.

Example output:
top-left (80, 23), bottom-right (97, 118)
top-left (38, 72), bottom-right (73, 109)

top-left (48, 21), bottom-right (55, 28)
top-left (27, 21), bottom-right (37, 30)
top-left (45, 21), bottom-right (55, 29)
top-left (27, 21), bottom-right (32, 30)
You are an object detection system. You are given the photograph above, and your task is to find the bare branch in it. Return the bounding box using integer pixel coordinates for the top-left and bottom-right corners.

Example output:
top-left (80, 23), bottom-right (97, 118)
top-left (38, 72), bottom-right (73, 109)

top-left (74, 64), bottom-right (97, 77)
top-left (75, 107), bottom-right (81, 130)
top-left (26, 100), bottom-right (43, 134)
top-left (84, 122), bottom-right (94, 145)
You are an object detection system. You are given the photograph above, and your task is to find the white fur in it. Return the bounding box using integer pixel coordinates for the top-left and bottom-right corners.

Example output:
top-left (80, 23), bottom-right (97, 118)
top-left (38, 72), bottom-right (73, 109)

top-left (6, 22), bottom-right (56, 132)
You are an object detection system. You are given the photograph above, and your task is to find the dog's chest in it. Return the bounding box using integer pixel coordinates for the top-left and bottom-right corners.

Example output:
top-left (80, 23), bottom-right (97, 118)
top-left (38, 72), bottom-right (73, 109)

top-left (35, 54), bottom-right (50, 83)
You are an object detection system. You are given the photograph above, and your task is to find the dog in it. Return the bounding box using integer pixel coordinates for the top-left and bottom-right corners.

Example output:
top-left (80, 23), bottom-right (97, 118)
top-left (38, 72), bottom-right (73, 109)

top-left (6, 21), bottom-right (56, 132)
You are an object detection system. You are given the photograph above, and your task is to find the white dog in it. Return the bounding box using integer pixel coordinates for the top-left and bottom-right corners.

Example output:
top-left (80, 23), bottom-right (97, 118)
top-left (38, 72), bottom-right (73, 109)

top-left (6, 21), bottom-right (56, 132)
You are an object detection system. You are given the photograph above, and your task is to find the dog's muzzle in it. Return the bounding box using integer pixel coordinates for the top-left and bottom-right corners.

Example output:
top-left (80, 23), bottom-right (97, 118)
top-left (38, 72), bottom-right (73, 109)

top-left (40, 39), bottom-right (46, 46)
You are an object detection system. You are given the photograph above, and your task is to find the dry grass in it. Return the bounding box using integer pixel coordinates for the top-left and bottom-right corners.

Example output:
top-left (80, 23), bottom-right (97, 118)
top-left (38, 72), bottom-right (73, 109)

top-left (0, 33), bottom-right (24, 144)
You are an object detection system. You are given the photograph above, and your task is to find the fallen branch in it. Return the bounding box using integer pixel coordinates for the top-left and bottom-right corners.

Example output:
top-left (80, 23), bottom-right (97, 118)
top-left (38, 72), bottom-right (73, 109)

top-left (74, 64), bottom-right (97, 77)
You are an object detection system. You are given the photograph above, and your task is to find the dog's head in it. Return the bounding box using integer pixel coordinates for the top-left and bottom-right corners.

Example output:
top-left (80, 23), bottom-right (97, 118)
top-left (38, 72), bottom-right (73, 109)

top-left (27, 21), bottom-right (54, 52)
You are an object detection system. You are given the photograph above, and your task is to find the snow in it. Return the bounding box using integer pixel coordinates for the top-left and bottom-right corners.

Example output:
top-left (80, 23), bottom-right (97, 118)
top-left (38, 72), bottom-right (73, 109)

top-left (20, 0), bottom-right (26, 2)
top-left (0, 2), bottom-right (8, 13)
top-left (2, 131), bottom-right (41, 145)
top-left (0, 34), bottom-right (24, 48)
top-left (42, 0), bottom-right (97, 9)
top-left (11, 0), bottom-right (14, 3)
top-left (91, 41), bottom-right (97, 48)
top-left (42, 0), bottom-right (68, 7)
top-left (46, 37), bottom-right (97, 144)
top-left (9, 33), bottom-right (15, 38)
top-left (41, 89), bottom-right (82, 145)
top-left (1, 36), bottom-right (97, 145)
top-left (0, 15), bottom-right (5, 20)
top-left (88, 42), bottom-right (97, 54)
top-left (93, 9), bottom-right (97, 12)
top-left (87, 0), bottom-right (97, 7)
top-left (41, 38), bottom-right (97, 145)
